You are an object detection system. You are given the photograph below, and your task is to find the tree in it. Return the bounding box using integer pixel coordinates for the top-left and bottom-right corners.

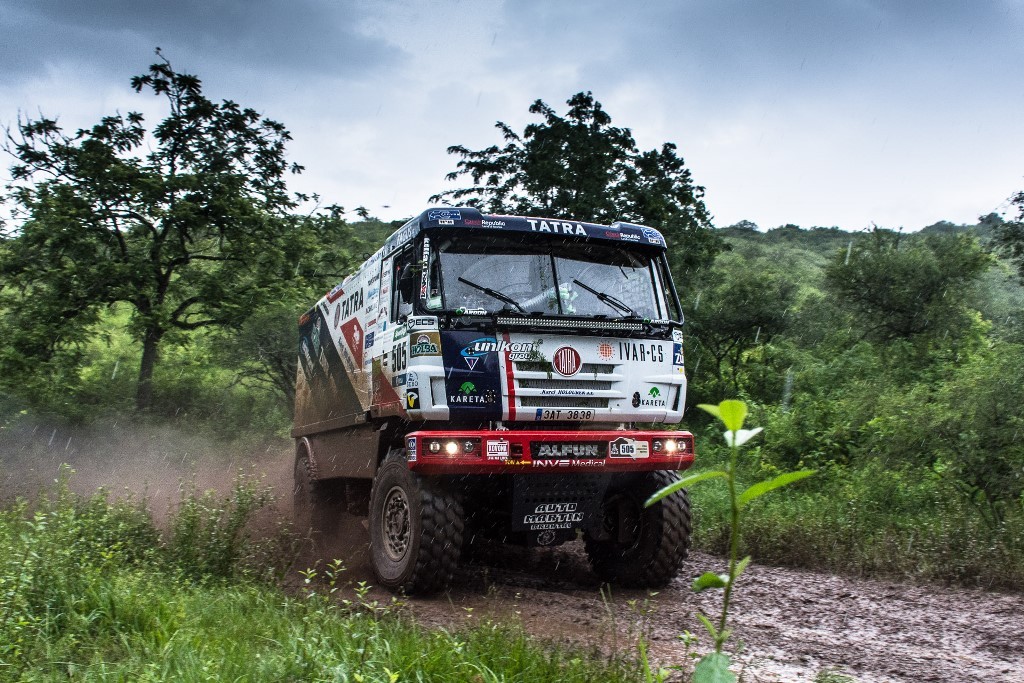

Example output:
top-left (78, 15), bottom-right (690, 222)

top-left (685, 258), bottom-right (798, 396)
top-left (1, 52), bottom-right (330, 411)
top-left (823, 228), bottom-right (991, 345)
top-left (994, 192), bottom-right (1024, 281)
top-left (430, 92), bottom-right (722, 285)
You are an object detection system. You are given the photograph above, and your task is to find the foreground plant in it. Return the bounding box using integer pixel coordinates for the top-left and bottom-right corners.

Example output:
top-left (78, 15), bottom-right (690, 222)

top-left (646, 399), bottom-right (815, 683)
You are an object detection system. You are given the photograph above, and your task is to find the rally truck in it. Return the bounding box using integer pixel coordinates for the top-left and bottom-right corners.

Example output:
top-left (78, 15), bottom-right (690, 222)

top-left (292, 207), bottom-right (695, 594)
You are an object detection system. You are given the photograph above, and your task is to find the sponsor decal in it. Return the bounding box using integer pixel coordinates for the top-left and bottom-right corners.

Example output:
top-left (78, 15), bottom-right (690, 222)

top-left (463, 219), bottom-right (482, 226)
top-left (526, 219), bottom-right (587, 236)
top-left (672, 342), bottom-right (684, 365)
top-left (366, 287), bottom-right (379, 300)
top-left (437, 219), bottom-right (455, 225)
top-left (311, 319), bottom-right (322, 353)
top-left (391, 374), bottom-right (406, 387)
top-left (532, 459), bottom-right (605, 468)
top-left (618, 342), bottom-right (665, 363)
top-left (410, 332), bottom-right (441, 356)
top-left (620, 232), bottom-right (641, 242)
top-left (460, 337), bottom-right (539, 368)
top-left (428, 209), bottom-right (462, 221)
top-left (552, 346), bottom-right (582, 376)
top-left (631, 389), bottom-right (667, 407)
top-left (364, 331), bottom-right (375, 349)
top-left (333, 304), bottom-right (341, 328)
top-left (481, 219), bottom-right (506, 228)
top-left (603, 231), bottom-right (621, 239)
top-left (409, 316), bottom-right (438, 330)
top-left (406, 437), bottom-right (417, 461)
top-left (339, 317), bottom-right (364, 367)
top-left (609, 436), bottom-right (650, 459)
top-left (641, 226), bottom-right (664, 245)
top-left (485, 440), bottom-right (510, 460)
top-left (672, 329), bottom-right (684, 343)
top-left (325, 283), bottom-right (345, 303)
top-left (597, 342), bottom-right (614, 360)
top-left (530, 442), bottom-right (607, 459)
top-left (537, 530), bottom-right (557, 545)
top-left (539, 388), bottom-right (594, 396)
top-left (405, 371), bottom-right (418, 388)
top-left (448, 381), bottom-right (498, 404)
top-left (504, 459), bottom-right (530, 466)
top-left (523, 502), bottom-right (584, 529)
top-left (335, 288), bottom-right (365, 319)
top-left (406, 390), bottom-right (419, 409)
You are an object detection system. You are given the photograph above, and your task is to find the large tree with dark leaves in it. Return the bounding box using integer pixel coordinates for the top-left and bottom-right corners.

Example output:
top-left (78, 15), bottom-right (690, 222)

top-left (1, 53), bottom-right (333, 411)
top-left (430, 92), bottom-right (721, 285)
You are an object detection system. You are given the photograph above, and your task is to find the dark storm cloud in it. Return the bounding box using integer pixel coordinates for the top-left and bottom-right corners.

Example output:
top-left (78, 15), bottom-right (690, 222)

top-left (491, 0), bottom-right (1022, 103)
top-left (0, 0), bottom-right (402, 83)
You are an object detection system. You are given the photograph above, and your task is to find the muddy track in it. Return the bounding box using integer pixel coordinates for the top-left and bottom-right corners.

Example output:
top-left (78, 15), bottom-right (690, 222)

top-left (316, 524), bottom-right (1024, 683)
top-left (5, 431), bottom-right (1021, 683)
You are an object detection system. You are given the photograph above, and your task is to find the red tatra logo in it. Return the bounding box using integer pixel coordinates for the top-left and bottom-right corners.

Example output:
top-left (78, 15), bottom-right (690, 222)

top-left (552, 346), bottom-right (582, 376)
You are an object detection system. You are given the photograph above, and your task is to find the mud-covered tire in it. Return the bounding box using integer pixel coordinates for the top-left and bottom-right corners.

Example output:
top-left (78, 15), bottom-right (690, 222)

top-left (369, 453), bottom-right (464, 594)
top-left (584, 470), bottom-right (691, 588)
top-left (293, 449), bottom-right (344, 555)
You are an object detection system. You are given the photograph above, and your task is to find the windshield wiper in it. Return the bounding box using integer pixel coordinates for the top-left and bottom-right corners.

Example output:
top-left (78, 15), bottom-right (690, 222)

top-left (573, 279), bottom-right (640, 318)
top-left (458, 277), bottom-right (527, 314)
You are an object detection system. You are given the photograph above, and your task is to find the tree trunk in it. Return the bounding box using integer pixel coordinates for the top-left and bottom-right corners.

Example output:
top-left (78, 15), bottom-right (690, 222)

top-left (135, 326), bottom-right (164, 412)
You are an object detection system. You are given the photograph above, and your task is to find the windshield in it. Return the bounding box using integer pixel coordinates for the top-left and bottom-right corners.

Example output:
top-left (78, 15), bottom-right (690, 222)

top-left (426, 233), bottom-right (670, 319)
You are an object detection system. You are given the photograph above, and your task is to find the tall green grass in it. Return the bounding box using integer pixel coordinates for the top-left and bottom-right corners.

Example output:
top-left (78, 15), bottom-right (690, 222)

top-left (0, 472), bottom-right (642, 682)
top-left (691, 449), bottom-right (1024, 589)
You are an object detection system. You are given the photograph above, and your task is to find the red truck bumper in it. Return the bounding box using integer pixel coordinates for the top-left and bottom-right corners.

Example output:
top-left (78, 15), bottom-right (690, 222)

top-left (404, 429), bottom-right (695, 475)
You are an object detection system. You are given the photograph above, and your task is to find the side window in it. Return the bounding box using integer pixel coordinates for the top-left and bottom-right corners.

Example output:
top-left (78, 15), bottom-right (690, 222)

top-left (391, 246), bottom-right (415, 322)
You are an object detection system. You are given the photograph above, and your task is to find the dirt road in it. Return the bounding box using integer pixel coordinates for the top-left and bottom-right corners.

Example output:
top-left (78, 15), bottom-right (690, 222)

top-left (319, 526), bottom-right (1024, 683)
top-left (5, 426), bottom-right (1021, 683)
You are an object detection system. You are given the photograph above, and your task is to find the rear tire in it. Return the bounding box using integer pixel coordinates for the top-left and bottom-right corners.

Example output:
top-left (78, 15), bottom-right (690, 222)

top-left (293, 448), bottom-right (345, 556)
top-left (584, 470), bottom-right (691, 587)
top-left (369, 452), bottom-right (464, 594)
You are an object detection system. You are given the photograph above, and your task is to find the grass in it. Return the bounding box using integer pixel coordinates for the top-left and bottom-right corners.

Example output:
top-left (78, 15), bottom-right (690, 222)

top-left (690, 451), bottom-right (1024, 590)
top-left (0, 471), bottom-right (642, 683)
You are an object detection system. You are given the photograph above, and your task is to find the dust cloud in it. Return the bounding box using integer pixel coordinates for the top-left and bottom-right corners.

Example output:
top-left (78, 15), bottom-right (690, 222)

top-left (0, 417), bottom-right (293, 521)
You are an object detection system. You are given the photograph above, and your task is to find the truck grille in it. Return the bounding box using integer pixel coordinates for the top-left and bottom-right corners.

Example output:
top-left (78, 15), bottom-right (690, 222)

top-left (512, 360), bottom-right (620, 410)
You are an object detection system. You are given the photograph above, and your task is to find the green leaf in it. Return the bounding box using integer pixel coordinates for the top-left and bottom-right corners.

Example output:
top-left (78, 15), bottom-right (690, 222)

top-left (645, 470), bottom-right (728, 506)
top-left (695, 613), bottom-right (719, 641)
top-left (717, 400), bottom-right (748, 432)
top-left (697, 403), bottom-right (722, 422)
top-left (738, 469), bottom-right (816, 507)
top-left (694, 653), bottom-right (736, 683)
top-left (692, 572), bottom-right (728, 592)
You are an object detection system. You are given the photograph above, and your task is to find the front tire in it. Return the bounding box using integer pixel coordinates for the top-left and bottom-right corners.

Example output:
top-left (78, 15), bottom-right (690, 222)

top-left (369, 452), bottom-right (464, 594)
top-left (585, 470), bottom-right (691, 587)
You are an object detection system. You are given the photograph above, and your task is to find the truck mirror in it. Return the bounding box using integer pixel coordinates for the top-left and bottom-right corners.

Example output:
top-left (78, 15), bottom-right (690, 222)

top-left (399, 264), bottom-right (417, 303)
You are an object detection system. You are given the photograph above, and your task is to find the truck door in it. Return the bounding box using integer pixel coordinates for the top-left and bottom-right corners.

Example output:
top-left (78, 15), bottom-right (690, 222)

top-left (372, 245), bottom-right (415, 416)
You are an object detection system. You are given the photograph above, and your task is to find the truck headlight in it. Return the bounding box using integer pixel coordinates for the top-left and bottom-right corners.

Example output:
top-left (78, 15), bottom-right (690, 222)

top-left (444, 440), bottom-right (460, 456)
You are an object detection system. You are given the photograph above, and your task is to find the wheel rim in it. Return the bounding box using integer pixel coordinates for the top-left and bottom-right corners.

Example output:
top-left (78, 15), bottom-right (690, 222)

top-left (382, 485), bottom-right (411, 561)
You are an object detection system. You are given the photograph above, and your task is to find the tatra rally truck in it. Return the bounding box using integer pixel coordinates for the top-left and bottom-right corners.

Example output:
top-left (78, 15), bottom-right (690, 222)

top-left (292, 207), bottom-right (695, 594)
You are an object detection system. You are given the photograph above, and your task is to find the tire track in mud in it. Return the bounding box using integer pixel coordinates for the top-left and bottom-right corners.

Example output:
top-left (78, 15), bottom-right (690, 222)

top-left (341, 542), bottom-right (1024, 683)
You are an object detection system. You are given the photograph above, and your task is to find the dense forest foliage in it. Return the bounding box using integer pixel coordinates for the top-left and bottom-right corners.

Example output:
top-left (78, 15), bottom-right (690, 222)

top-left (2, 59), bottom-right (1024, 590)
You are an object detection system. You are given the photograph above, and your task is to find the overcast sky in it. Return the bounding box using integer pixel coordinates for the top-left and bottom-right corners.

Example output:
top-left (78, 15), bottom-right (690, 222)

top-left (2, 0), bottom-right (1022, 231)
